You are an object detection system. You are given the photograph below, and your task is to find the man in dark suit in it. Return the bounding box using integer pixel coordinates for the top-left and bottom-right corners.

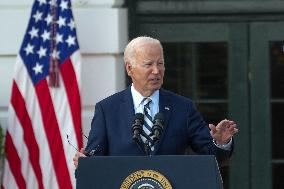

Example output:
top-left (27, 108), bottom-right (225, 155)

top-left (73, 36), bottom-right (238, 168)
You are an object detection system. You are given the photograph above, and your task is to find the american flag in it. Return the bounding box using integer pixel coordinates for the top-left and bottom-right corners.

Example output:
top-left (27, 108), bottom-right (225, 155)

top-left (2, 0), bottom-right (83, 188)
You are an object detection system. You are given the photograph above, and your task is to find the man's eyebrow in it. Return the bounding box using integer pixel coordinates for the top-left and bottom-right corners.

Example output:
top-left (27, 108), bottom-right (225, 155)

top-left (142, 59), bottom-right (164, 63)
top-left (142, 60), bottom-right (152, 63)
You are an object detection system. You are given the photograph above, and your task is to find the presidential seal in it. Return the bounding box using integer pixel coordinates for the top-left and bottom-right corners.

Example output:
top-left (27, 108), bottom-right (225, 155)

top-left (120, 170), bottom-right (172, 189)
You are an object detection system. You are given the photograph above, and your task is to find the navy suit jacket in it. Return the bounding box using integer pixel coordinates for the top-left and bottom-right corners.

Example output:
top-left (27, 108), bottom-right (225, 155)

top-left (85, 87), bottom-right (232, 165)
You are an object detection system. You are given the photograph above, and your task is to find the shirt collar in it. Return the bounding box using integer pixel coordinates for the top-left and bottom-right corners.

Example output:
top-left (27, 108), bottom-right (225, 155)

top-left (131, 84), bottom-right (159, 109)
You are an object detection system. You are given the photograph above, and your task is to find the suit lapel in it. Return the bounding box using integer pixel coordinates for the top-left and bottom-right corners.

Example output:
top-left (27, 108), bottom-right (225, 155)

top-left (120, 87), bottom-right (145, 154)
top-left (153, 88), bottom-right (172, 154)
top-left (120, 87), bottom-right (135, 128)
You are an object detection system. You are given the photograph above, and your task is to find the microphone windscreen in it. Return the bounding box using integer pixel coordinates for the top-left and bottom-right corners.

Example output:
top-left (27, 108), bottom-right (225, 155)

top-left (154, 112), bottom-right (164, 122)
top-left (134, 113), bottom-right (144, 121)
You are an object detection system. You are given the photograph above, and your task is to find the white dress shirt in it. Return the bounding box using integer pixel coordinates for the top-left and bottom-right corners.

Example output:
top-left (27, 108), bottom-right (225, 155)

top-left (131, 85), bottom-right (159, 117)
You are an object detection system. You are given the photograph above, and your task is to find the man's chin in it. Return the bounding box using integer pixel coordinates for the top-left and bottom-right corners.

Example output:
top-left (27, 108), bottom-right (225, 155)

top-left (150, 84), bottom-right (162, 91)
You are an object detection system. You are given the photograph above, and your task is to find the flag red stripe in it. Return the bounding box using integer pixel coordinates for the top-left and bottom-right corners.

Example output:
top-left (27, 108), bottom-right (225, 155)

top-left (35, 79), bottom-right (72, 189)
top-left (5, 132), bottom-right (26, 189)
top-left (60, 58), bottom-right (83, 149)
top-left (10, 81), bottom-right (44, 189)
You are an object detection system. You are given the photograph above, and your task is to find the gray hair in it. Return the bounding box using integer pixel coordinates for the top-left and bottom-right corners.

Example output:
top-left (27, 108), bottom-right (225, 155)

top-left (124, 36), bottom-right (163, 65)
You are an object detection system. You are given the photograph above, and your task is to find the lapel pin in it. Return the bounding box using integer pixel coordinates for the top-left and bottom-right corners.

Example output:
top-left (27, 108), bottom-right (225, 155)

top-left (165, 106), bottom-right (170, 111)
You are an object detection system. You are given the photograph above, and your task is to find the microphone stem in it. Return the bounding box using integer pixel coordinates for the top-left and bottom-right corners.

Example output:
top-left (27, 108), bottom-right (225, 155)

top-left (144, 140), bottom-right (151, 156)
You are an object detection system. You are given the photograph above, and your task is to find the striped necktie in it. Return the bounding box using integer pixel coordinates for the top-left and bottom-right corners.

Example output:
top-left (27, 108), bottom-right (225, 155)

top-left (142, 98), bottom-right (154, 149)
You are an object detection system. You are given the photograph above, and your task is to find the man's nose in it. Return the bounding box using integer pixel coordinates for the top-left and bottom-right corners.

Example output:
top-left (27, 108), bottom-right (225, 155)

top-left (151, 64), bottom-right (159, 74)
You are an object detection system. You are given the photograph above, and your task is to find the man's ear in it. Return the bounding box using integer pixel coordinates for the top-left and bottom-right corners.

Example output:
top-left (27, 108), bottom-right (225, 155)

top-left (125, 61), bottom-right (132, 76)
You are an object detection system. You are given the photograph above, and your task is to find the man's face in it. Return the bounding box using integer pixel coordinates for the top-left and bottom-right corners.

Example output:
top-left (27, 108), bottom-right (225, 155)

top-left (126, 42), bottom-right (165, 97)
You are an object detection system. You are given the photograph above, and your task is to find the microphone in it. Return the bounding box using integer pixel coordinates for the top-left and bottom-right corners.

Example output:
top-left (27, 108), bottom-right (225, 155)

top-left (132, 113), bottom-right (144, 142)
top-left (151, 113), bottom-right (164, 144)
